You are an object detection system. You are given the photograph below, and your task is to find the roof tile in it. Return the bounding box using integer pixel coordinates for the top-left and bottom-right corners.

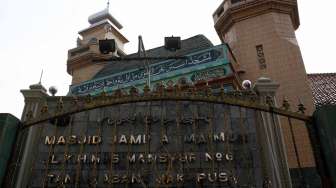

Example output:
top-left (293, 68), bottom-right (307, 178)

top-left (308, 73), bottom-right (336, 107)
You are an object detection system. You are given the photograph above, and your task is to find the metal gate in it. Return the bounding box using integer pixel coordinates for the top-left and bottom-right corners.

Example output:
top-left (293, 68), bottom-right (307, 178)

top-left (3, 86), bottom-right (322, 188)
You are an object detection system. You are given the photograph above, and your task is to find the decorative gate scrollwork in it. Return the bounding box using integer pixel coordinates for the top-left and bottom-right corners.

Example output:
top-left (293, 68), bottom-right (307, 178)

top-left (9, 86), bottom-right (315, 188)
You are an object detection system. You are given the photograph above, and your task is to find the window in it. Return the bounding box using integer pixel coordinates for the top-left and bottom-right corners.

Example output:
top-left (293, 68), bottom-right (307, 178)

top-left (256, 45), bottom-right (267, 70)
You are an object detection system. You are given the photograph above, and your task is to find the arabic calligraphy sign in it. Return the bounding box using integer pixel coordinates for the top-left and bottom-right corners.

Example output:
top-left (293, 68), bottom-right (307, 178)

top-left (70, 45), bottom-right (228, 95)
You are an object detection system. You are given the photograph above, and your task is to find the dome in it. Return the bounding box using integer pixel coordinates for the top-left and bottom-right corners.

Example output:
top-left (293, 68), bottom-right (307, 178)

top-left (88, 8), bottom-right (123, 29)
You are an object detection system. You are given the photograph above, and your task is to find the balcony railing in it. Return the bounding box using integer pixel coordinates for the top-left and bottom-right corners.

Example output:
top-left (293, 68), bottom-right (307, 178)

top-left (213, 0), bottom-right (259, 21)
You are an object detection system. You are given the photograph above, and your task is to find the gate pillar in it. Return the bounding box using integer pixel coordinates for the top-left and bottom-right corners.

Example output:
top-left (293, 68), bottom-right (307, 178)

top-left (254, 77), bottom-right (293, 188)
top-left (13, 83), bottom-right (48, 188)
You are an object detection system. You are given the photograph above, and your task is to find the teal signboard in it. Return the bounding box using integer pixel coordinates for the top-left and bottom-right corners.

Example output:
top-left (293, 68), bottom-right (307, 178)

top-left (70, 45), bottom-right (231, 96)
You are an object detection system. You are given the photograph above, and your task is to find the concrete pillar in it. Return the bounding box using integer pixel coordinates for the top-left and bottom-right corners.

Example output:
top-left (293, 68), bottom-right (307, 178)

top-left (253, 77), bottom-right (292, 188)
top-left (14, 83), bottom-right (48, 188)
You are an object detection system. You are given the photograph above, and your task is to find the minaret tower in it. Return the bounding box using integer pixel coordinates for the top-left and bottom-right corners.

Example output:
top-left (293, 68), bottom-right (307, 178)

top-left (213, 0), bottom-right (313, 112)
top-left (213, 0), bottom-right (316, 173)
top-left (67, 3), bottom-right (129, 84)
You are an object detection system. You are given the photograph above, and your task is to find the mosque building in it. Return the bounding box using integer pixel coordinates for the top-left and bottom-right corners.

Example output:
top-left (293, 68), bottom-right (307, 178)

top-left (1, 0), bottom-right (336, 187)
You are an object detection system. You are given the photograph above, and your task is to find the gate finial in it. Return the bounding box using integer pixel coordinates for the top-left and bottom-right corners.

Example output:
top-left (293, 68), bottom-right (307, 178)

top-left (297, 98), bottom-right (306, 114)
top-left (282, 97), bottom-right (290, 111)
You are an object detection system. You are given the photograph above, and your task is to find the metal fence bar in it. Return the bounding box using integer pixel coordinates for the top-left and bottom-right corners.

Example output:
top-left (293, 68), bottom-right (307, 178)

top-left (287, 117), bottom-right (307, 187)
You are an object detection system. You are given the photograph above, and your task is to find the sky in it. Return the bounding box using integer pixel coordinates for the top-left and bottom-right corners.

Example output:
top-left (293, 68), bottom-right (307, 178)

top-left (0, 0), bottom-right (335, 118)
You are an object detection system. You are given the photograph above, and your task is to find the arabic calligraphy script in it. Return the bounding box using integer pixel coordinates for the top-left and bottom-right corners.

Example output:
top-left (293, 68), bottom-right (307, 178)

top-left (71, 47), bottom-right (223, 95)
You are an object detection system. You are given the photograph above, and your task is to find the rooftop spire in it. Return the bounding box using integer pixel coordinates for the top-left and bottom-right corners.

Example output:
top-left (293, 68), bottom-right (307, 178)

top-left (107, 0), bottom-right (110, 10)
top-left (39, 69), bottom-right (43, 84)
